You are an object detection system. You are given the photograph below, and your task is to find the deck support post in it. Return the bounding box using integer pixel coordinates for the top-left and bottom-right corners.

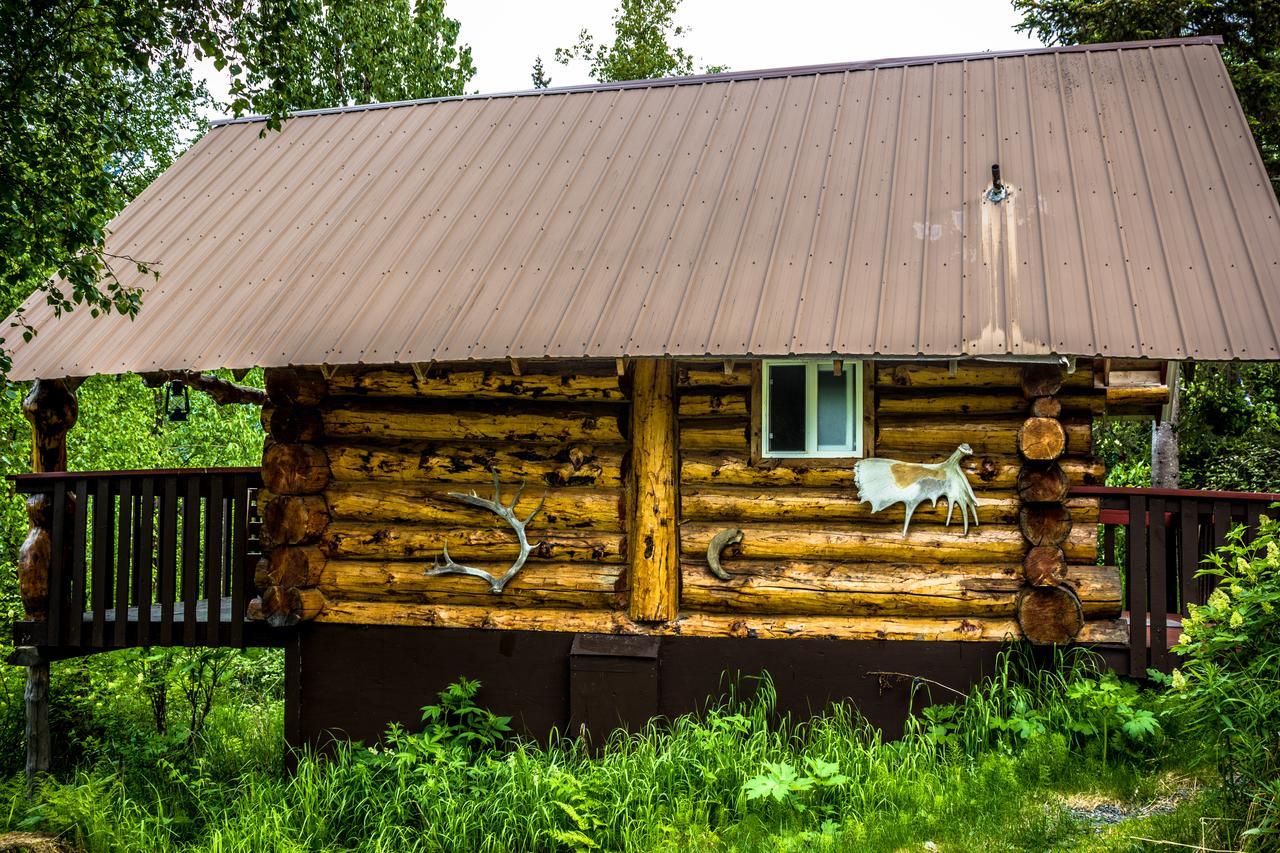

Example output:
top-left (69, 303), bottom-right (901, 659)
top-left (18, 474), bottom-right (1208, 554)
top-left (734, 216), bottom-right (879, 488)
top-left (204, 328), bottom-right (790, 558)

top-left (20, 378), bottom-right (78, 787)
top-left (627, 359), bottom-right (680, 622)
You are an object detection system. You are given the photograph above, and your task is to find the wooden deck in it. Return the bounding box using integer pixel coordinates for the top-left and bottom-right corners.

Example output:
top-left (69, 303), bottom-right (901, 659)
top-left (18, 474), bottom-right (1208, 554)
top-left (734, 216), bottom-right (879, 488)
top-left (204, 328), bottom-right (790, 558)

top-left (13, 598), bottom-right (288, 650)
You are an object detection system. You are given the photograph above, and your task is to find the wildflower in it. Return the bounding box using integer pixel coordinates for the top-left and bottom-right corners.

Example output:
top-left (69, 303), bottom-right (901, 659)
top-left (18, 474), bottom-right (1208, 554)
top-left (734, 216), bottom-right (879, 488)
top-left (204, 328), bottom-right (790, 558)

top-left (1230, 610), bottom-right (1245, 629)
top-left (1171, 669), bottom-right (1187, 691)
top-left (1208, 588), bottom-right (1230, 610)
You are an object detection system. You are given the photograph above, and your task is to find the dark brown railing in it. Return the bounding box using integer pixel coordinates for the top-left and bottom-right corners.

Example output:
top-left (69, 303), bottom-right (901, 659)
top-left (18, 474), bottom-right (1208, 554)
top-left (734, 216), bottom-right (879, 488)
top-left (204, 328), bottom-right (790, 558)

top-left (1077, 486), bottom-right (1280, 676)
top-left (11, 468), bottom-right (262, 649)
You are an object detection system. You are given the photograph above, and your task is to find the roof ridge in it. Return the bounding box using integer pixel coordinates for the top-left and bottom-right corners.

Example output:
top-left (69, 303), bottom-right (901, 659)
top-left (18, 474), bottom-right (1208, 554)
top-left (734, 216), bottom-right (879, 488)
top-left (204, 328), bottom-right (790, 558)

top-left (209, 35), bottom-right (1223, 128)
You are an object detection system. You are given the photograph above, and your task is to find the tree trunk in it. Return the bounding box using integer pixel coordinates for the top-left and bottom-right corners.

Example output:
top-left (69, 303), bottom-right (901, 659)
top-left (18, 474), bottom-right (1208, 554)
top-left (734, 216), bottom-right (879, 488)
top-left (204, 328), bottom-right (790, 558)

top-left (1151, 365), bottom-right (1180, 488)
top-left (628, 359), bottom-right (680, 621)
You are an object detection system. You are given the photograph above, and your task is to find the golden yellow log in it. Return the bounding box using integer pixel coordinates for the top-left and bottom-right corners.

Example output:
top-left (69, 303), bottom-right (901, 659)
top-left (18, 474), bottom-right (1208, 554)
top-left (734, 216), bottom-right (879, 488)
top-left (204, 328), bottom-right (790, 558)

top-left (315, 600), bottom-right (1128, 644)
top-left (324, 482), bottom-right (624, 531)
top-left (326, 366), bottom-right (626, 402)
top-left (321, 404), bottom-right (625, 445)
top-left (258, 491), bottom-right (330, 546)
top-left (1105, 385), bottom-right (1170, 412)
top-left (628, 358), bottom-right (680, 622)
top-left (325, 442), bottom-right (623, 488)
top-left (877, 392), bottom-right (1103, 417)
top-left (678, 391), bottom-right (750, 418)
top-left (1018, 417), bottom-right (1068, 461)
top-left (262, 442), bottom-right (331, 495)
top-left (679, 421), bottom-right (750, 451)
top-left (265, 546), bottom-right (327, 588)
top-left (681, 521), bottom-right (1097, 564)
top-left (876, 363), bottom-right (1092, 390)
top-left (323, 521), bottom-right (625, 563)
top-left (680, 560), bottom-right (1121, 618)
top-left (680, 450), bottom-right (1104, 491)
top-left (876, 418), bottom-right (1090, 455)
top-left (319, 560), bottom-right (624, 609)
top-left (677, 363), bottom-right (752, 388)
top-left (682, 487), bottom-right (1096, 526)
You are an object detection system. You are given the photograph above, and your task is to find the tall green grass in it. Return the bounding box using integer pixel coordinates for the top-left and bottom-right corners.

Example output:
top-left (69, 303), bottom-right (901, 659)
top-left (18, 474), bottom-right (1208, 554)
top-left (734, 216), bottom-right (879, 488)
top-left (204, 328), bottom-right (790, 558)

top-left (0, 646), bottom-right (1227, 852)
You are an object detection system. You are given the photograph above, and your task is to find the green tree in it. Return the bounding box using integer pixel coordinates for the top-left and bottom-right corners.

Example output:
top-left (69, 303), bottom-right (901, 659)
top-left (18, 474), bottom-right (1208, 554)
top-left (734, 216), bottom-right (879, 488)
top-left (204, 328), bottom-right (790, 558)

top-left (235, 0), bottom-right (475, 112)
top-left (553, 0), bottom-right (723, 83)
top-left (1012, 0), bottom-right (1280, 195)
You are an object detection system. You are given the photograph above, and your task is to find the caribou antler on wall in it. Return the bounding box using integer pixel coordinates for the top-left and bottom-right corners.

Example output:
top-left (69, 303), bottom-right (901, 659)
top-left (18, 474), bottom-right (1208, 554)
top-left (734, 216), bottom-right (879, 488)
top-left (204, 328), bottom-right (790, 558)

top-left (854, 443), bottom-right (980, 536)
top-left (425, 470), bottom-right (546, 593)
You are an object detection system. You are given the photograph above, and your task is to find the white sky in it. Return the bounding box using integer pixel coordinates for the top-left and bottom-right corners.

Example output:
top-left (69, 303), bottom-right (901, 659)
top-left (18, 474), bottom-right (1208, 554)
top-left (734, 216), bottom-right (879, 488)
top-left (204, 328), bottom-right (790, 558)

top-left (197, 0), bottom-right (1041, 117)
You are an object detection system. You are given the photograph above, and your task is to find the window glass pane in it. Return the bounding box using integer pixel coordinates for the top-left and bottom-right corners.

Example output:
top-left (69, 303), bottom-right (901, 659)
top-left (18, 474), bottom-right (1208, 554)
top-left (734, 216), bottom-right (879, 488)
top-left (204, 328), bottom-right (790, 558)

top-left (816, 368), bottom-right (849, 449)
top-left (767, 364), bottom-right (806, 452)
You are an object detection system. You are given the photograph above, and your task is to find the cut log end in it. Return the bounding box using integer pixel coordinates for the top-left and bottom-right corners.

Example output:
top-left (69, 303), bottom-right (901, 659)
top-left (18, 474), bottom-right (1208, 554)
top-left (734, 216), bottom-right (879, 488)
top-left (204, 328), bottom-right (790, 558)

top-left (1017, 463), bottom-right (1070, 503)
top-left (1016, 586), bottom-right (1084, 644)
top-left (1022, 545), bottom-right (1068, 586)
top-left (1021, 364), bottom-right (1065, 398)
top-left (1017, 417), bottom-right (1067, 461)
top-left (1030, 396), bottom-right (1063, 419)
top-left (1019, 504), bottom-right (1073, 547)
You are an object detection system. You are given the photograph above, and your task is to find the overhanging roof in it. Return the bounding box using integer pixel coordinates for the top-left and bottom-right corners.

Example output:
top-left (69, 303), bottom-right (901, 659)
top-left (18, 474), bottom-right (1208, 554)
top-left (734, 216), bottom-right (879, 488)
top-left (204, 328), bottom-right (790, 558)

top-left (7, 36), bottom-right (1280, 380)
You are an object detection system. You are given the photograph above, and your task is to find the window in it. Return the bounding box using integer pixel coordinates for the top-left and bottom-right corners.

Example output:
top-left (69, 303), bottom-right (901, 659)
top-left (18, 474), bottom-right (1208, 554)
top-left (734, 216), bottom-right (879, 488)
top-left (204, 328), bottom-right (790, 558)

top-left (761, 360), bottom-right (862, 458)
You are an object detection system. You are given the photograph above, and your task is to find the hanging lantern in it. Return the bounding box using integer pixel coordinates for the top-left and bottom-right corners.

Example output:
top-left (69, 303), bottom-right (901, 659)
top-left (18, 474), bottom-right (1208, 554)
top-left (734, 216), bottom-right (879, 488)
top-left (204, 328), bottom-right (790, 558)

top-left (164, 379), bottom-right (191, 422)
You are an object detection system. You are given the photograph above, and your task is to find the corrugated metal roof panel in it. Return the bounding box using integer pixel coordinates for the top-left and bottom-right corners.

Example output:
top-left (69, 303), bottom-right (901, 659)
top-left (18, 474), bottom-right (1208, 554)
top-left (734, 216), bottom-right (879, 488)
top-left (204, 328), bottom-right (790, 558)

top-left (7, 36), bottom-right (1280, 380)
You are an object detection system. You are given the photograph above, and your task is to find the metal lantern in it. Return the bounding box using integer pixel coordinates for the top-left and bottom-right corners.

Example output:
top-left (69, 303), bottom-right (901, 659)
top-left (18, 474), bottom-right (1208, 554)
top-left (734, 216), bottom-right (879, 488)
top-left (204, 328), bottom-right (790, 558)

top-left (164, 379), bottom-right (190, 422)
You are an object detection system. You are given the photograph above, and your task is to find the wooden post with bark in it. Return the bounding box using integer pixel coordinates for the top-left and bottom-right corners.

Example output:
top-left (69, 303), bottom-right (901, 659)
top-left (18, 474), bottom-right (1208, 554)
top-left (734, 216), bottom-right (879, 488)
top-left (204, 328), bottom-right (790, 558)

top-left (20, 378), bottom-right (78, 787)
top-left (628, 359), bottom-right (680, 622)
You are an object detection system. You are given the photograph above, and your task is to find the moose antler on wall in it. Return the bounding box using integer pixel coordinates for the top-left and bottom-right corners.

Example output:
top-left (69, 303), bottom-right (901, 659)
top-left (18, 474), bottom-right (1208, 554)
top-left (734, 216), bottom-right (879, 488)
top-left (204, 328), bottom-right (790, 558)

top-left (854, 443), bottom-right (980, 536)
top-left (425, 471), bottom-right (546, 593)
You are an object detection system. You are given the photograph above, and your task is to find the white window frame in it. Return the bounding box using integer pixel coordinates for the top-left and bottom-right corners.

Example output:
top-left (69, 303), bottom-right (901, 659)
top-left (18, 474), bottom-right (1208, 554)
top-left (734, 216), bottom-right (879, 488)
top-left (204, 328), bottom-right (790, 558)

top-left (760, 359), bottom-right (863, 458)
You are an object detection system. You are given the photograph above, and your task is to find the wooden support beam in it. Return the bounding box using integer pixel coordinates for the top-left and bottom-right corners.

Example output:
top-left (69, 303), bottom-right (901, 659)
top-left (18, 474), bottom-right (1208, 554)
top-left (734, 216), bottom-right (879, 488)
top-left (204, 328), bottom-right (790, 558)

top-left (140, 369), bottom-right (267, 406)
top-left (628, 359), bottom-right (679, 622)
top-left (20, 378), bottom-right (77, 788)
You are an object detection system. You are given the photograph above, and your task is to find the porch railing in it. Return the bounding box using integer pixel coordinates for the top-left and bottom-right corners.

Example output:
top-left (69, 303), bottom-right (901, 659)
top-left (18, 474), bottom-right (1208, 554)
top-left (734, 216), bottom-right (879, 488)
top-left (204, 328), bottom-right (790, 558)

top-left (11, 468), bottom-right (262, 649)
top-left (1076, 486), bottom-right (1279, 675)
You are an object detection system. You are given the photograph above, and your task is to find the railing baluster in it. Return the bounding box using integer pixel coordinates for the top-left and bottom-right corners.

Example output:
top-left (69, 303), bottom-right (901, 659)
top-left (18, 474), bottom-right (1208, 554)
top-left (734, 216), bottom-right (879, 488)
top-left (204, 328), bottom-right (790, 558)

top-left (230, 474), bottom-right (249, 647)
top-left (205, 476), bottom-right (224, 646)
top-left (114, 479), bottom-right (133, 646)
top-left (182, 478), bottom-right (201, 646)
top-left (1245, 501), bottom-right (1261, 542)
top-left (48, 483), bottom-right (66, 646)
top-left (1128, 494), bottom-right (1148, 676)
top-left (137, 479), bottom-right (155, 647)
top-left (1148, 498), bottom-right (1168, 673)
top-left (158, 477), bottom-right (178, 646)
top-left (91, 480), bottom-right (111, 647)
top-left (69, 480), bottom-right (88, 647)
top-left (1178, 499), bottom-right (1199, 615)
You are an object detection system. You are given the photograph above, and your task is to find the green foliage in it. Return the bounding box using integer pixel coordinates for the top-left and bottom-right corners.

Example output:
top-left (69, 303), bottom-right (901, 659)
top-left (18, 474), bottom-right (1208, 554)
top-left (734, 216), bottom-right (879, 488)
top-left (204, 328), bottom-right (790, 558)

top-left (1012, 0), bottom-right (1280, 196)
top-left (233, 0), bottom-right (476, 113)
top-left (553, 0), bottom-right (721, 83)
top-left (1162, 510), bottom-right (1280, 845)
top-left (1179, 363), bottom-right (1280, 491)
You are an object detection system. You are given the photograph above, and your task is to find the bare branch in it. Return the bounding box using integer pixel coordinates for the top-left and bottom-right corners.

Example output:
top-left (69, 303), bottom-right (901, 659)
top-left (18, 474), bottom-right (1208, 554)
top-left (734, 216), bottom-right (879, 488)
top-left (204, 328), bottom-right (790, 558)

top-left (140, 370), bottom-right (266, 406)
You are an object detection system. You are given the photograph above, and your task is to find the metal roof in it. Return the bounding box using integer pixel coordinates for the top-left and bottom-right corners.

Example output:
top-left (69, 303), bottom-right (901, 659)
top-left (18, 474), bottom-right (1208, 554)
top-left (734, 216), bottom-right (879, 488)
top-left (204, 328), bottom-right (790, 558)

top-left (7, 36), bottom-right (1280, 380)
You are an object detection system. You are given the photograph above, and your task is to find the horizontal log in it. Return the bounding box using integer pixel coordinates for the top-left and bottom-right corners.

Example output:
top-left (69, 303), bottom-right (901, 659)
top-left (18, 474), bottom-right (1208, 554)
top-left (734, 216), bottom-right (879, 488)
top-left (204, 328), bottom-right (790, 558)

top-left (678, 391), bottom-right (750, 418)
top-left (1030, 396), bottom-right (1063, 418)
top-left (324, 483), bottom-right (624, 531)
top-left (262, 405), bottom-right (324, 443)
top-left (1017, 586), bottom-right (1084, 645)
top-left (262, 442), bottom-right (330, 495)
top-left (325, 442), bottom-right (623, 488)
top-left (681, 521), bottom-right (1097, 564)
top-left (682, 487), bottom-right (1098, 526)
top-left (1105, 384), bottom-right (1170, 412)
top-left (876, 418), bottom-right (1090, 455)
top-left (877, 392), bottom-right (1101, 417)
top-left (315, 601), bottom-right (1128, 644)
top-left (319, 560), bottom-right (624, 609)
top-left (1024, 546), bottom-right (1068, 586)
top-left (323, 522), bottom-right (625, 562)
top-left (260, 585), bottom-right (327, 627)
top-left (1020, 504), bottom-right (1073, 546)
top-left (265, 546), bottom-right (327, 588)
top-left (679, 420), bottom-right (750, 451)
top-left (681, 561), bottom-right (1120, 617)
top-left (876, 363), bottom-right (1092, 390)
top-left (680, 450), bottom-right (1105, 491)
top-left (265, 367), bottom-right (327, 407)
top-left (326, 367), bottom-right (626, 402)
top-left (1017, 463), bottom-right (1070, 503)
top-left (677, 363), bottom-right (752, 388)
top-left (259, 491), bottom-right (330, 547)
top-left (1021, 363), bottom-right (1066, 398)
top-left (321, 403), bottom-right (625, 445)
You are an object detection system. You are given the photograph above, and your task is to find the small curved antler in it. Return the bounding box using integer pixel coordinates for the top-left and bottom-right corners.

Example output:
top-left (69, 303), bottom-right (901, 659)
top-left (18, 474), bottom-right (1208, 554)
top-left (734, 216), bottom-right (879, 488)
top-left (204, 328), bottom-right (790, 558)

top-left (425, 470), bottom-right (546, 593)
top-left (706, 528), bottom-right (743, 580)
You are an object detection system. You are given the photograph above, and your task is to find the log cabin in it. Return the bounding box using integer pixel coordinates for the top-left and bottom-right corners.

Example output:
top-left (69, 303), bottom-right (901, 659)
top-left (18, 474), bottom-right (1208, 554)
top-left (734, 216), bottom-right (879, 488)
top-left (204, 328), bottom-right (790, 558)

top-left (6, 37), bottom-right (1280, 758)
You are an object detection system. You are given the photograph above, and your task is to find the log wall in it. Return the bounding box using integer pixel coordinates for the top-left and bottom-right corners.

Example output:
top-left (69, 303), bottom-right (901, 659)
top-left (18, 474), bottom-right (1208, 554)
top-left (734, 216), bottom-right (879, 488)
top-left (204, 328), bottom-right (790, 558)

top-left (261, 359), bottom-right (1124, 644)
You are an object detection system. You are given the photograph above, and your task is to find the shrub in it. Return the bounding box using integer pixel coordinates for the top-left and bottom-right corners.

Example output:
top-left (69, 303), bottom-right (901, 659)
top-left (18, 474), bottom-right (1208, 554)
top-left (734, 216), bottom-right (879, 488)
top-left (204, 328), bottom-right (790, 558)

top-left (1163, 510), bottom-right (1280, 847)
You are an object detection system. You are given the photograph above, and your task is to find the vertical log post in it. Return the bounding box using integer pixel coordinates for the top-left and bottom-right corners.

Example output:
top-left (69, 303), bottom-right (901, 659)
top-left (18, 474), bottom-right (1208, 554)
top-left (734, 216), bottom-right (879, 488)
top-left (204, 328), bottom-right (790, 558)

top-left (628, 359), bottom-right (679, 622)
top-left (20, 378), bottom-right (78, 787)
